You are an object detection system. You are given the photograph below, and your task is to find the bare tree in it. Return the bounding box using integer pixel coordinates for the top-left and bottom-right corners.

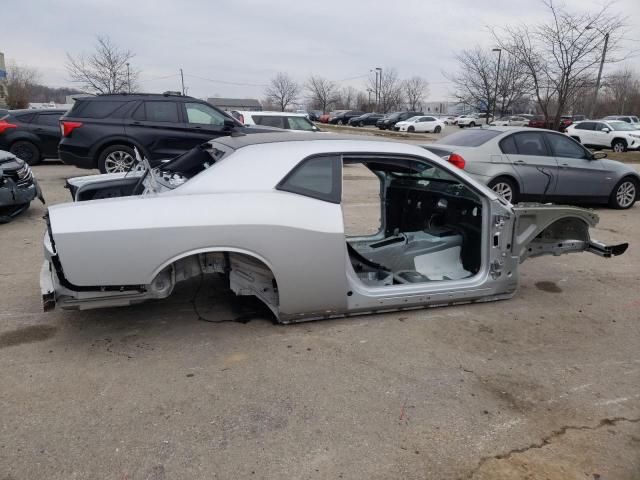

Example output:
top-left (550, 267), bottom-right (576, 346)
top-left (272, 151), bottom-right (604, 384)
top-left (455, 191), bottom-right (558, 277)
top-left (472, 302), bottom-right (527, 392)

top-left (367, 68), bottom-right (404, 113)
top-left (265, 72), bottom-right (300, 111)
top-left (403, 76), bottom-right (429, 111)
top-left (66, 35), bottom-right (139, 94)
top-left (305, 75), bottom-right (338, 113)
top-left (5, 61), bottom-right (40, 109)
top-left (336, 86), bottom-right (359, 109)
top-left (493, 1), bottom-right (625, 129)
top-left (604, 67), bottom-right (639, 114)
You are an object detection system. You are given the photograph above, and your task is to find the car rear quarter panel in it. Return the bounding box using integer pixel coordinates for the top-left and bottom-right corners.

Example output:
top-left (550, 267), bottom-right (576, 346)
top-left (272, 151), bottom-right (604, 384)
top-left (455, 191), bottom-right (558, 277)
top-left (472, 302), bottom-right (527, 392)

top-left (49, 191), bottom-right (349, 317)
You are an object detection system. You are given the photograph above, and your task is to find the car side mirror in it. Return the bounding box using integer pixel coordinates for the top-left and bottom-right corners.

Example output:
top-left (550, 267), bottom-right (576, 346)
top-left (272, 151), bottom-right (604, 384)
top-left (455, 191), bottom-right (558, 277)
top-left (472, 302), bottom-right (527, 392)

top-left (223, 118), bottom-right (237, 130)
top-left (601, 127), bottom-right (611, 133)
top-left (592, 151), bottom-right (607, 160)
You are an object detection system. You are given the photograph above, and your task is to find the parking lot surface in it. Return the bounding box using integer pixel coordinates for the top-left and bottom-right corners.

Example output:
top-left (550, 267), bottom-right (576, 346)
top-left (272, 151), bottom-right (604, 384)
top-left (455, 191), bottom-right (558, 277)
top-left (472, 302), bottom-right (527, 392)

top-left (1, 157), bottom-right (639, 479)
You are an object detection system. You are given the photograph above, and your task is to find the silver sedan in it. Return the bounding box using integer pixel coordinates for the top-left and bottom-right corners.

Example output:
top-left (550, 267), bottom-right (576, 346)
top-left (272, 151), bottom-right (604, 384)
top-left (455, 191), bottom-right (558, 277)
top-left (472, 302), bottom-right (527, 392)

top-left (423, 127), bottom-right (639, 209)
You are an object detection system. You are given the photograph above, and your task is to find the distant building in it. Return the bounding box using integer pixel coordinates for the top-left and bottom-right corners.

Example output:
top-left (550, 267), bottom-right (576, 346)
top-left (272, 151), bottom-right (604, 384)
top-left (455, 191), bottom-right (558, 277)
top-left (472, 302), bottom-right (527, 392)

top-left (0, 52), bottom-right (8, 108)
top-left (207, 97), bottom-right (262, 112)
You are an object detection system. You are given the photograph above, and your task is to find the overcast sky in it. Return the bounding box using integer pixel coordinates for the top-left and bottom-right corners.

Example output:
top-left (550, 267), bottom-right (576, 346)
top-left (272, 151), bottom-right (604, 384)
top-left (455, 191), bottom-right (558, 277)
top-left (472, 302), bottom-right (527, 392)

top-left (3, 0), bottom-right (640, 103)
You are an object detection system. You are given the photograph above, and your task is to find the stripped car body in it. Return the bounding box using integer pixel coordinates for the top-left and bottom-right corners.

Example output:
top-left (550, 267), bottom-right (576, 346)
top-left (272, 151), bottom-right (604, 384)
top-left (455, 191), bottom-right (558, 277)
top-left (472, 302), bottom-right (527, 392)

top-left (41, 133), bottom-right (627, 323)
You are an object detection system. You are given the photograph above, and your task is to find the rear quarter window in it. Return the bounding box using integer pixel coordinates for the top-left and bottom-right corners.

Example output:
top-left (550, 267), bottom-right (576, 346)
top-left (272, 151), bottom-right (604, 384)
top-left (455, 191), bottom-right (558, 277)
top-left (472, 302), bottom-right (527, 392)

top-left (73, 100), bottom-right (128, 118)
top-left (434, 129), bottom-right (501, 147)
top-left (12, 112), bottom-right (35, 123)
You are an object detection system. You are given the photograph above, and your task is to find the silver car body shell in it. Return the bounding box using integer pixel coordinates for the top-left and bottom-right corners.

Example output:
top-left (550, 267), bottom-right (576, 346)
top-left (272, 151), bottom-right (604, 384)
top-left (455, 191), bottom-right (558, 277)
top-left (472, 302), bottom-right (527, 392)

top-left (41, 133), bottom-right (627, 323)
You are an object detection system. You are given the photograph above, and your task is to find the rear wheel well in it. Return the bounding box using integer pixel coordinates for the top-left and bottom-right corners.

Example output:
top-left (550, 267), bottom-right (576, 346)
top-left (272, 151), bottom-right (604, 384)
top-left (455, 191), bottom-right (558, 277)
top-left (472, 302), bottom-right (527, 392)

top-left (488, 175), bottom-right (520, 196)
top-left (612, 137), bottom-right (627, 146)
top-left (152, 251), bottom-right (280, 321)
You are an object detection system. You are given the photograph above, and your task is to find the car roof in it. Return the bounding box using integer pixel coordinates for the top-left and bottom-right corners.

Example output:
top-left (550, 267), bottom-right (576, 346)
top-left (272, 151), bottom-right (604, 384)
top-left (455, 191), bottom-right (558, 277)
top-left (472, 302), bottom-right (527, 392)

top-left (212, 131), bottom-right (394, 150)
top-left (81, 93), bottom-right (199, 101)
top-left (8, 108), bottom-right (68, 114)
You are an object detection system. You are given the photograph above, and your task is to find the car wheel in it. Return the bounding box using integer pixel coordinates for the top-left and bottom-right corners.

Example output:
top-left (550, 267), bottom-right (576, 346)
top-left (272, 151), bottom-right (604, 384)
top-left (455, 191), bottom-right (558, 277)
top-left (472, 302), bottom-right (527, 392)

top-left (408, 126), bottom-right (415, 133)
top-left (98, 145), bottom-right (137, 174)
top-left (337, 120), bottom-right (344, 126)
top-left (9, 141), bottom-right (41, 166)
top-left (359, 121), bottom-right (364, 127)
top-left (434, 126), bottom-right (442, 133)
top-left (612, 139), bottom-right (626, 153)
top-left (488, 177), bottom-right (518, 204)
top-left (469, 122), bottom-right (476, 128)
top-left (609, 177), bottom-right (637, 209)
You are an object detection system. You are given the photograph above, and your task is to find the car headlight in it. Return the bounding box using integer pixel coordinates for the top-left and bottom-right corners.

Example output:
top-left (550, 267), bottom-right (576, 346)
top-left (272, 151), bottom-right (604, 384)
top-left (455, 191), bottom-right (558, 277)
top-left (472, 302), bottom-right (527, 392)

top-left (16, 164), bottom-right (31, 180)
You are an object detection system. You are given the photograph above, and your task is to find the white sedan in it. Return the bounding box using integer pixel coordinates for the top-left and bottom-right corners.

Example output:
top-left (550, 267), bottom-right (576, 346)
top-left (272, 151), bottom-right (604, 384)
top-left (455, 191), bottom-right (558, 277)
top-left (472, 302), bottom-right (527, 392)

top-left (395, 116), bottom-right (445, 133)
top-left (490, 116), bottom-right (531, 127)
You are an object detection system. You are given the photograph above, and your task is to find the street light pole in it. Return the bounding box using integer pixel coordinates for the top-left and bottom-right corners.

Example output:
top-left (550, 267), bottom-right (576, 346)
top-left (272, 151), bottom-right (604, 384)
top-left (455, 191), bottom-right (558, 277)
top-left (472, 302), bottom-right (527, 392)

top-left (375, 67), bottom-right (382, 111)
top-left (180, 68), bottom-right (186, 96)
top-left (492, 48), bottom-right (502, 122)
top-left (126, 62), bottom-right (131, 93)
top-left (589, 31), bottom-right (609, 119)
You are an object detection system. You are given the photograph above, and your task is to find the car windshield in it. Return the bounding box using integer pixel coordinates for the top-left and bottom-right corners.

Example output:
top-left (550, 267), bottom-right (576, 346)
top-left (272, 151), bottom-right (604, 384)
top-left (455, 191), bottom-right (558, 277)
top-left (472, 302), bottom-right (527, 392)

top-left (434, 129), bottom-right (502, 147)
top-left (386, 113), bottom-right (401, 120)
top-left (609, 121), bottom-right (636, 131)
top-left (405, 116), bottom-right (421, 122)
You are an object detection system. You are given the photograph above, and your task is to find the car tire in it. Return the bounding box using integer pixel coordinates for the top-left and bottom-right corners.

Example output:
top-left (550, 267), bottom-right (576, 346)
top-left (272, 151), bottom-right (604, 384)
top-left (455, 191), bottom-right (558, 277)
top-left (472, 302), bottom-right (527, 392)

top-left (488, 177), bottom-right (519, 204)
top-left (608, 177), bottom-right (638, 209)
top-left (434, 126), bottom-right (442, 133)
top-left (98, 144), bottom-right (137, 174)
top-left (9, 141), bottom-right (41, 166)
top-left (337, 120), bottom-right (344, 126)
top-left (469, 122), bottom-right (476, 128)
top-left (611, 139), bottom-right (627, 153)
top-left (408, 126), bottom-right (415, 133)
top-left (359, 121), bottom-right (364, 127)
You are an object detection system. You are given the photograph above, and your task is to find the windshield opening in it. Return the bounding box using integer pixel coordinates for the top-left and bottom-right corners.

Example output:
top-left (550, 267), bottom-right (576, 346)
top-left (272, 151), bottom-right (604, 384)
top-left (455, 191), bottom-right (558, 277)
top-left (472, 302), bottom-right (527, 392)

top-left (609, 121), bottom-right (636, 131)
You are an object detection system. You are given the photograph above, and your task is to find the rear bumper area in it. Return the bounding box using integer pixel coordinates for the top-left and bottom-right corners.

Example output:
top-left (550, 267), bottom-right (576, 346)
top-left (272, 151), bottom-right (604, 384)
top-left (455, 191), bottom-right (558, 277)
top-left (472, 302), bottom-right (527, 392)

top-left (58, 145), bottom-right (96, 169)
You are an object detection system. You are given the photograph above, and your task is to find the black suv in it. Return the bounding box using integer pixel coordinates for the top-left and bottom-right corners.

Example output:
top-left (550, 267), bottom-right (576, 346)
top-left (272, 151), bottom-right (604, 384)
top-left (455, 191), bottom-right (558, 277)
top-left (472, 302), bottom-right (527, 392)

top-left (0, 109), bottom-right (67, 165)
top-left (376, 111), bottom-right (423, 130)
top-left (328, 110), bottom-right (365, 125)
top-left (59, 93), bottom-right (255, 173)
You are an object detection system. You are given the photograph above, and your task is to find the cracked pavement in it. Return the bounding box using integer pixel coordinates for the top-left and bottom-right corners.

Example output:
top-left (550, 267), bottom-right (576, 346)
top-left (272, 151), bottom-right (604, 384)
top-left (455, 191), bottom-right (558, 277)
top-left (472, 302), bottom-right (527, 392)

top-left (0, 162), bottom-right (639, 479)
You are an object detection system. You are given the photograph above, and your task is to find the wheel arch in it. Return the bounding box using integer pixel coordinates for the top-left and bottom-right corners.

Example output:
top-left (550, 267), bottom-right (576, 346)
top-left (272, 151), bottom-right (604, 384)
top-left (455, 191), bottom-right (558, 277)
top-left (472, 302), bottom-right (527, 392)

top-left (488, 173), bottom-right (522, 194)
top-left (611, 137), bottom-right (628, 147)
top-left (90, 136), bottom-right (150, 161)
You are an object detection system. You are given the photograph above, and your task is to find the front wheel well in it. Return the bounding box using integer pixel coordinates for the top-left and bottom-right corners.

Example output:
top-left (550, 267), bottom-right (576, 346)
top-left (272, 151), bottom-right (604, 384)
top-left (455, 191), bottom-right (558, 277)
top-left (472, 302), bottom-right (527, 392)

top-left (611, 137), bottom-right (627, 146)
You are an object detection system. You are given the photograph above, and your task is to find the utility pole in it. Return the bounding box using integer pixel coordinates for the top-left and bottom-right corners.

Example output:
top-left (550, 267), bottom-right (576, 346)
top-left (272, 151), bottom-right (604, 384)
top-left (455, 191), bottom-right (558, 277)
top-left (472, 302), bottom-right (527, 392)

top-left (375, 67), bottom-right (382, 111)
top-left (180, 68), bottom-right (185, 96)
top-left (492, 48), bottom-right (502, 122)
top-left (588, 30), bottom-right (609, 119)
top-left (126, 62), bottom-right (131, 93)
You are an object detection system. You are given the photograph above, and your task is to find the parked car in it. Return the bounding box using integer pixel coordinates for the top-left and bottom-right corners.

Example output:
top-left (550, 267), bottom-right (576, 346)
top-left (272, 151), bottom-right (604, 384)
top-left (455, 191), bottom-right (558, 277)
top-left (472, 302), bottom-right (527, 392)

top-left (318, 113), bottom-right (332, 123)
top-left (235, 111), bottom-right (319, 132)
top-left (603, 115), bottom-right (640, 129)
top-left (41, 132), bottom-right (626, 321)
top-left (441, 116), bottom-right (456, 125)
top-left (376, 111), bottom-right (423, 130)
top-left (328, 110), bottom-right (365, 125)
top-left (0, 150), bottom-right (44, 223)
top-left (566, 120), bottom-right (640, 152)
top-left (307, 110), bottom-right (322, 122)
top-left (490, 116), bottom-right (530, 127)
top-left (348, 113), bottom-right (383, 127)
top-left (394, 116), bottom-right (445, 133)
top-left (527, 116), bottom-right (573, 132)
top-left (0, 109), bottom-right (67, 165)
top-left (457, 113), bottom-right (492, 128)
top-left (422, 127), bottom-right (639, 209)
top-left (58, 92), bottom-right (274, 174)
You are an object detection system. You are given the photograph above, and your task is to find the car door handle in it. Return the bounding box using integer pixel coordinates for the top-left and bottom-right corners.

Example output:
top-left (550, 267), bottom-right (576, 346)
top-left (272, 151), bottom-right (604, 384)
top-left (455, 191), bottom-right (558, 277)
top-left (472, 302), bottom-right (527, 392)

top-left (131, 121), bottom-right (141, 125)
top-left (513, 160), bottom-right (526, 165)
top-left (560, 162), bottom-right (569, 167)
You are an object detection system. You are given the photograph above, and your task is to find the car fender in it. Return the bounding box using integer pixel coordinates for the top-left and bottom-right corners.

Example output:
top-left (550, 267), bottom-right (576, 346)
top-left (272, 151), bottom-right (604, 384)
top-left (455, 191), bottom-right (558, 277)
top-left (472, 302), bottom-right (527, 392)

top-left (6, 131), bottom-right (43, 150)
top-left (89, 135), bottom-right (151, 161)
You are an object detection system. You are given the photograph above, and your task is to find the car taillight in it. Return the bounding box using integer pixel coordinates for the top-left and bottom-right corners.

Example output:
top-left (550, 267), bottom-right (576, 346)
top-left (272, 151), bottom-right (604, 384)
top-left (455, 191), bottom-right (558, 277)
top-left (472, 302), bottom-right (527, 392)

top-left (447, 153), bottom-right (466, 169)
top-left (60, 121), bottom-right (83, 137)
top-left (0, 120), bottom-right (17, 134)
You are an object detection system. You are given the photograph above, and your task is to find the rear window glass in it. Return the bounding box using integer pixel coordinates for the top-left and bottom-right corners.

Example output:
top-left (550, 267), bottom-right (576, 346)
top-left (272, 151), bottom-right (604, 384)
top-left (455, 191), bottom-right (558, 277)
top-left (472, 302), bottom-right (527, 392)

top-left (35, 113), bottom-right (63, 126)
top-left (75, 100), bottom-right (127, 118)
top-left (499, 135), bottom-right (518, 154)
top-left (144, 101), bottom-right (179, 123)
top-left (253, 115), bottom-right (285, 129)
top-left (277, 155), bottom-right (341, 203)
top-left (434, 129), bottom-right (501, 147)
top-left (12, 112), bottom-right (35, 123)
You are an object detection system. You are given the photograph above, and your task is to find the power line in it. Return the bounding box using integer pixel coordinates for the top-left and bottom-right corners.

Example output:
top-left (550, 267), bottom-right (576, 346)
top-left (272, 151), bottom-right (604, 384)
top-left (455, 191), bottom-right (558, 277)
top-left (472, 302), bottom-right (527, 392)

top-left (139, 73), bottom-right (180, 82)
top-left (184, 73), bottom-right (268, 87)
